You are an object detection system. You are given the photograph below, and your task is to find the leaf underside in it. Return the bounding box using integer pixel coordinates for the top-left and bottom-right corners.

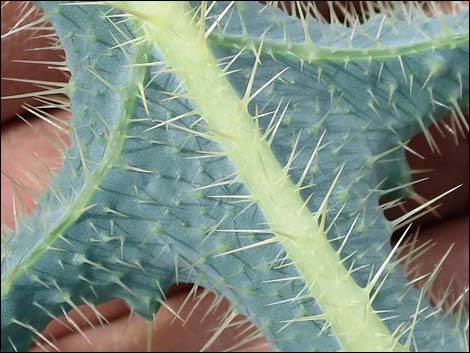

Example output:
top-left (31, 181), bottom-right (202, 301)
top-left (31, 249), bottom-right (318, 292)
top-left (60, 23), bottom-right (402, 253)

top-left (1, 1), bottom-right (469, 352)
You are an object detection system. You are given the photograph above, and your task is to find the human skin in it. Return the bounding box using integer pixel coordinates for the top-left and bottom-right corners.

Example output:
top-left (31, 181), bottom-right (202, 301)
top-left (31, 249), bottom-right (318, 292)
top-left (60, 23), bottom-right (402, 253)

top-left (1, 1), bottom-right (468, 351)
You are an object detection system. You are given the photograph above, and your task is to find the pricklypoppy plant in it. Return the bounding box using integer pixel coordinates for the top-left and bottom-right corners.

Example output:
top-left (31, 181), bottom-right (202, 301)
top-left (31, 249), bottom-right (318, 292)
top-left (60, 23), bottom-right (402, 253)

top-left (1, 1), bottom-right (469, 351)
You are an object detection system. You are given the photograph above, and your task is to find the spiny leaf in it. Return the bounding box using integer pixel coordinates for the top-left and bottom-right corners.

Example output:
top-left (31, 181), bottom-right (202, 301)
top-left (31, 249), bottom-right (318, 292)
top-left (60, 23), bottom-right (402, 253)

top-left (1, 1), bottom-right (468, 352)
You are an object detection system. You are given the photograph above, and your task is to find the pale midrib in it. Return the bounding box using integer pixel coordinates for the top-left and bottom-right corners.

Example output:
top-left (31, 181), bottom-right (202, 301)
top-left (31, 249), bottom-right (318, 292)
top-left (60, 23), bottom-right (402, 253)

top-left (1, 40), bottom-right (150, 295)
top-left (126, 2), bottom-right (408, 352)
top-left (208, 31), bottom-right (469, 62)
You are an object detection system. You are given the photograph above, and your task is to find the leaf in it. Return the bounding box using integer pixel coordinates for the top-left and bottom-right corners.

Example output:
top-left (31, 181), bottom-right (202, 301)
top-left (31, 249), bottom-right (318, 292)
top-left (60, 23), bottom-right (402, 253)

top-left (1, 1), bottom-right (468, 351)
